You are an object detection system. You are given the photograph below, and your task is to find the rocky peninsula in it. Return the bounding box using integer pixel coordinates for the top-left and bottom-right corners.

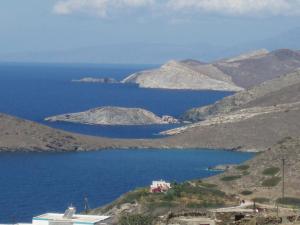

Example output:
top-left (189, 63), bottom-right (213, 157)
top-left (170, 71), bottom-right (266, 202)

top-left (122, 49), bottom-right (300, 92)
top-left (45, 106), bottom-right (179, 126)
top-left (122, 60), bottom-right (243, 91)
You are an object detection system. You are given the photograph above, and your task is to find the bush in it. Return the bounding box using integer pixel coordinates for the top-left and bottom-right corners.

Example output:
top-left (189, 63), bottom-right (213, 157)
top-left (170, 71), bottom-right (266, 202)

top-left (276, 197), bottom-right (300, 208)
top-left (262, 167), bottom-right (280, 176)
top-left (262, 177), bottom-right (281, 187)
top-left (252, 197), bottom-right (270, 204)
top-left (236, 165), bottom-right (250, 171)
top-left (221, 175), bottom-right (241, 181)
top-left (119, 214), bottom-right (153, 225)
top-left (241, 190), bottom-right (253, 195)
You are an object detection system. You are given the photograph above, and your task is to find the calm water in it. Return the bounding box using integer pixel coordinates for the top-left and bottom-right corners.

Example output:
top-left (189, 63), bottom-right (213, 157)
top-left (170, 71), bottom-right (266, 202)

top-left (0, 63), bottom-right (232, 138)
top-left (0, 150), bottom-right (254, 223)
top-left (0, 63), bottom-right (249, 223)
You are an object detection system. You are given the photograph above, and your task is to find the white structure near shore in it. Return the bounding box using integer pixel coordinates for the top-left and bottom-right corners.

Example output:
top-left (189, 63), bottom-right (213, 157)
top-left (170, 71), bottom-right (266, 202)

top-left (150, 180), bottom-right (171, 193)
top-left (3, 207), bottom-right (110, 225)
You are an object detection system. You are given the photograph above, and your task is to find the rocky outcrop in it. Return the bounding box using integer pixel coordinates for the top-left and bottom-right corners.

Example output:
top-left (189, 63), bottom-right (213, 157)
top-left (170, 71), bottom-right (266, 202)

top-left (182, 70), bottom-right (300, 122)
top-left (45, 107), bottom-right (179, 126)
top-left (122, 60), bottom-right (243, 91)
top-left (72, 77), bottom-right (118, 83)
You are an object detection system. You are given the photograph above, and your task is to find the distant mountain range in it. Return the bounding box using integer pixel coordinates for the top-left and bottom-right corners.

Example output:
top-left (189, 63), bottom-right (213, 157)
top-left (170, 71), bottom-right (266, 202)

top-left (1, 28), bottom-right (300, 64)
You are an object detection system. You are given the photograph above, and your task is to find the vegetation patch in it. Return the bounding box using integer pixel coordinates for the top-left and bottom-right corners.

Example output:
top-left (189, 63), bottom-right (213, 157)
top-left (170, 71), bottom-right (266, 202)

top-left (236, 165), bottom-right (250, 171)
top-left (240, 190), bottom-right (253, 196)
top-left (200, 182), bottom-right (218, 188)
top-left (119, 214), bottom-right (153, 225)
top-left (252, 197), bottom-right (270, 204)
top-left (99, 181), bottom-right (238, 218)
top-left (221, 175), bottom-right (242, 182)
top-left (262, 177), bottom-right (281, 187)
top-left (276, 197), bottom-right (300, 208)
top-left (262, 167), bottom-right (280, 176)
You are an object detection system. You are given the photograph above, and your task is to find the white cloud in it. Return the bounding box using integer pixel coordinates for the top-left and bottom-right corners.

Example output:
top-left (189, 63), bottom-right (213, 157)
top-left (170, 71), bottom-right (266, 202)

top-left (53, 0), bottom-right (154, 17)
top-left (53, 0), bottom-right (300, 17)
top-left (166, 0), bottom-right (300, 16)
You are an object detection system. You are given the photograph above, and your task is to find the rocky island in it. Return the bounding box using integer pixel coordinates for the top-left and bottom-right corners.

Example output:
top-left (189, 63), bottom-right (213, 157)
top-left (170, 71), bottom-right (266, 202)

top-left (45, 106), bottom-right (179, 126)
top-left (72, 77), bottom-right (118, 83)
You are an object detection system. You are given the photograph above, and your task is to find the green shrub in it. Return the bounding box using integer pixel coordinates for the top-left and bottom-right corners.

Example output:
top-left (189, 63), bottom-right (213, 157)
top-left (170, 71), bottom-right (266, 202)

top-left (252, 197), bottom-right (270, 204)
top-left (241, 190), bottom-right (253, 195)
top-left (236, 165), bottom-right (250, 171)
top-left (262, 177), bottom-right (281, 187)
top-left (221, 175), bottom-right (241, 182)
top-left (276, 197), bottom-right (300, 208)
top-left (263, 167), bottom-right (280, 176)
top-left (119, 214), bottom-right (153, 225)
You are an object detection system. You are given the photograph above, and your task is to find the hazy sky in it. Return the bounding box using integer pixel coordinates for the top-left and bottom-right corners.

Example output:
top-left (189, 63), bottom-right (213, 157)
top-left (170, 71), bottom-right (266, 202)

top-left (1, 0), bottom-right (300, 63)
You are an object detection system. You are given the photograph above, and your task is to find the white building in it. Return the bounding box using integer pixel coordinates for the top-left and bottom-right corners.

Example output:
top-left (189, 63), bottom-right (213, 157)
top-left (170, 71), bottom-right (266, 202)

top-left (5, 207), bottom-right (111, 225)
top-left (150, 180), bottom-right (171, 193)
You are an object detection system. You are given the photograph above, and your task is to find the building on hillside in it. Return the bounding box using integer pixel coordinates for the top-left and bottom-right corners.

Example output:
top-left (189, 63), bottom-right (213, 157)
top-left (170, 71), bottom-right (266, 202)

top-left (150, 180), bottom-right (171, 193)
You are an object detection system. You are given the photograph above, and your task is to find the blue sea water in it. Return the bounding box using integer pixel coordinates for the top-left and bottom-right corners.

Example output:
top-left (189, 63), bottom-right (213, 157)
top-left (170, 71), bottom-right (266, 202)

top-left (0, 150), bottom-right (254, 223)
top-left (0, 63), bottom-right (253, 223)
top-left (0, 63), bottom-right (232, 138)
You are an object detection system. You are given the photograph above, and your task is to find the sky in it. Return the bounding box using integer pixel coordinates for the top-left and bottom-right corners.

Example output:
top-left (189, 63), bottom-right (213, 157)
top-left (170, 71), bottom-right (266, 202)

top-left (1, 0), bottom-right (300, 63)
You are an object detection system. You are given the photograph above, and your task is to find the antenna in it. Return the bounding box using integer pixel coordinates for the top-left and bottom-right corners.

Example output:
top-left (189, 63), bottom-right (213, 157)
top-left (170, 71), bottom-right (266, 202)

top-left (282, 158), bottom-right (285, 202)
top-left (84, 196), bottom-right (89, 214)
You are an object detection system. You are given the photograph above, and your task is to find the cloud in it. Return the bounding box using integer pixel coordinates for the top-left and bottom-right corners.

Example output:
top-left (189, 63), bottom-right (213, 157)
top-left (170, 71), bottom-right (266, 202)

top-left (167, 0), bottom-right (300, 16)
top-left (53, 0), bottom-right (154, 17)
top-left (53, 0), bottom-right (300, 17)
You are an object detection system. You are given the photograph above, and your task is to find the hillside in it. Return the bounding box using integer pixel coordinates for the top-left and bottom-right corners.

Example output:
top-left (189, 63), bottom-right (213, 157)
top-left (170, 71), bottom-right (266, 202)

top-left (0, 113), bottom-right (168, 152)
top-left (207, 137), bottom-right (300, 203)
top-left (163, 101), bottom-right (300, 151)
top-left (122, 49), bottom-right (300, 92)
top-left (45, 107), bottom-right (179, 126)
top-left (182, 70), bottom-right (300, 122)
top-left (122, 60), bottom-right (243, 91)
top-left (214, 49), bottom-right (300, 88)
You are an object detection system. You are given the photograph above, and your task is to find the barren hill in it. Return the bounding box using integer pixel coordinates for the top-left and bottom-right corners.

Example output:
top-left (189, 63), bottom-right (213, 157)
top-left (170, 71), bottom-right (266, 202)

top-left (122, 49), bottom-right (300, 92)
top-left (122, 60), bottom-right (243, 91)
top-left (214, 49), bottom-right (300, 88)
top-left (207, 137), bottom-right (300, 202)
top-left (182, 70), bottom-right (300, 122)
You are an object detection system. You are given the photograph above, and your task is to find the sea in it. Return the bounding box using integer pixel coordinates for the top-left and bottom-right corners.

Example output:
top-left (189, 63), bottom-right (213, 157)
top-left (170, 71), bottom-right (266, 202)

top-left (0, 63), bottom-right (254, 223)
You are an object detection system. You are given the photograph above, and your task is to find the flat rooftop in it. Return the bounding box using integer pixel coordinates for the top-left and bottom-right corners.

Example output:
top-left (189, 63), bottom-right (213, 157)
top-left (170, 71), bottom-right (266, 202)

top-left (33, 214), bottom-right (110, 224)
